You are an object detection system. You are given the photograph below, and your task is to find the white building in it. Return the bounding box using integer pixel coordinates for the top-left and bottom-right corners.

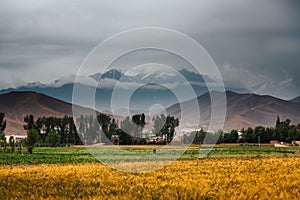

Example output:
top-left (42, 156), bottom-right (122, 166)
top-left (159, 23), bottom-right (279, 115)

top-left (5, 135), bottom-right (27, 143)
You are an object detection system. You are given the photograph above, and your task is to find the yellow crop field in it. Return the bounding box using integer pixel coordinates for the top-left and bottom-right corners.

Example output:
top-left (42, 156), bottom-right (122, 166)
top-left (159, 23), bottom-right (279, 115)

top-left (0, 158), bottom-right (300, 200)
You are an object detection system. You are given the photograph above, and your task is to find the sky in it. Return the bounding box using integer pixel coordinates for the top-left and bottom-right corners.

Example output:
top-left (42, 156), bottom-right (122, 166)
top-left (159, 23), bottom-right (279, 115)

top-left (0, 0), bottom-right (300, 99)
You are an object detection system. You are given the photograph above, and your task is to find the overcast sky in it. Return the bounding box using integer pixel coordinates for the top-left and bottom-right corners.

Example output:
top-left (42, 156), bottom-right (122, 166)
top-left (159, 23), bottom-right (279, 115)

top-left (0, 0), bottom-right (300, 99)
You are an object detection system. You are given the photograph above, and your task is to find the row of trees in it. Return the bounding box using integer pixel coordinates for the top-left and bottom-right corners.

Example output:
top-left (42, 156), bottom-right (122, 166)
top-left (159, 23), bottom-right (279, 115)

top-left (19, 112), bottom-right (179, 152)
top-left (77, 114), bottom-right (119, 145)
top-left (238, 117), bottom-right (300, 143)
top-left (23, 115), bottom-right (82, 147)
top-left (184, 117), bottom-right (300, 144)
top-left (0, 111), bottom-right (181, 154)
top-left (77, 113), bottom-right (179, 145)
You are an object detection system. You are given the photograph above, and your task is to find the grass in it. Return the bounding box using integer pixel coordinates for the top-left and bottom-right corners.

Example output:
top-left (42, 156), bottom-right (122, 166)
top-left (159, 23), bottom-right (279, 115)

top-left (0, 147), bottom-right (97, 164)
top-left (0, 145), bottom-right (299, 165)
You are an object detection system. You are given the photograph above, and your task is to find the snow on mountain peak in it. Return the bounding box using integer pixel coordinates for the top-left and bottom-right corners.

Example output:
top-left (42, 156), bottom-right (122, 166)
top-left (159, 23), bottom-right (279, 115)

top-left (125, 66), bottom-right (177, 80)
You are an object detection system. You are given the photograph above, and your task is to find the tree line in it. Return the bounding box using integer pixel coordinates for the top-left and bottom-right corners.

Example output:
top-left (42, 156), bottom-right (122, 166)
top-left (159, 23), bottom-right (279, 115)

top-left (0, 112), bottom-right (180, 153)
top-left (183, 117), bottom-right (300, 145)
top-left (77, 113), bottom-right (179, 145)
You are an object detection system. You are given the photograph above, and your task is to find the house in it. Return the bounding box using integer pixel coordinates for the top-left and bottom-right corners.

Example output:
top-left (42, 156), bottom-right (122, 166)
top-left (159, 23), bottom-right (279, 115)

top-left (5, 135), bottom-right (27, 143)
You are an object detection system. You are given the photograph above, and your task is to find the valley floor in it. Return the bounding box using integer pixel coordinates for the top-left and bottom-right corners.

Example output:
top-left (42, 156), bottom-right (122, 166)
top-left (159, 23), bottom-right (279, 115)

top-left (0, 145), bottom-right (300, 199)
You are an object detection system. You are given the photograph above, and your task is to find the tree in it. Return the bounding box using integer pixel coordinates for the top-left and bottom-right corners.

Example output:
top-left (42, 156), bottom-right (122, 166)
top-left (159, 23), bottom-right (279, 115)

top-left (275, 118), bottom-right (291, 142)
top-left (77, 115), bottom-right (99, 144)
top-left (120, 116), bottom-right (135, 144)
top-left (97, 114), bottom-right (112, 141)
top-left (0, 132), bottom-right (6, 153)
top-left (153, 114), bottom-right (166, 136)
top-left (0, 113), bottom-right (7, 152)
top-left (9, 136), bottom-right (15, 153)
top-left (183, 130), bottom-right (206, 144)
top-left (24, 115), bottom-right (36, 131)
top-left (132, 113), bottom-right (145, 138)
top-left (165, 116), bottom-right (179, 143)
top-left (223, 130), bottom-right (238, 143)
top-left (25, 129), bottom-right (39, 154)
top-left (243, 127), bottom-right (256, 143)
top-left (0, 112), bottom-right (6, 133)
top-left (153, 114), bottom-right (179, 143)
top-left (287, 125), bottom-right (300, 143)
top-left (46, 130), bottom-right (61, 147)
top-left (119, 130), bottom-right (132, 145)
top-left (109, 118), bottom-right (118, 137)
top-left (254, 126), bottom-right (271, 143)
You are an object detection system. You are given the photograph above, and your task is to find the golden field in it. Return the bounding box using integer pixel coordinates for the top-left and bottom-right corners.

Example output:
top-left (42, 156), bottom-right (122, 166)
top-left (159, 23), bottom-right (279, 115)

top-left (0, 158), bottom-right (300, 200)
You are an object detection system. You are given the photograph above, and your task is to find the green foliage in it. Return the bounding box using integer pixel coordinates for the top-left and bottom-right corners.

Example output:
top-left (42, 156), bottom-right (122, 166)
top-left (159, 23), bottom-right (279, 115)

top-left (23, 114), bottom-right (36, 131)
top-left (77, 114), bottom-right (119, 144)
top-left (24, 115), bottom-right (82, 146)
top-left (45, 131), bottom-right (61, 147)
top-left (275, 117), bottom-right (292, 142)
top-left (118, 131), bottom-right (132, 145)
top-left (0, 145), bottom-right (299, 165)
top-left (223, 130), bottom-right (238, 143)
top-left (109, 118), bottom-right (118, 138)
top-left (120, 116), bottom-right (136, 144)
top-left (153, 114), bottom-right (179, 143)
top-left (25, 129), bottom-right (39, 154)
top-left (153, 114), bottom-right (166, 136)
top-left (131, 113), bottom-right (145, 138)
top-left (97, 113), bottom-right (112, 140)
top-left (223, 117), bottom-right (300, 144)
top-left (0, 132), bottom-right (6, 153)
top-left (184, 117), bottom-right (300, 145)
top-left (0, 112), bottom-right (6, 134)
top-left (78, 115), bottom-right (100, 144)
top-left (9, 136), bottom-right (15, 153)
top-left (183, 130), bottom-right (222, 144)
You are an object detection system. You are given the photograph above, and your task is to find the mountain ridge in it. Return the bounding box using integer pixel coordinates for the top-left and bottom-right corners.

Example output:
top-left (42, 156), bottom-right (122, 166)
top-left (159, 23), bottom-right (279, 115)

top-left (0, 68), bottom-right (251, 112)
top-left (1, 91), bottom-right (300, 135)
top-left (0, 91), bottom-right (100, 135)
top-left (166, 91), bottom-right (300, 131)
top-left (291, 96), bottom-right (300, 103)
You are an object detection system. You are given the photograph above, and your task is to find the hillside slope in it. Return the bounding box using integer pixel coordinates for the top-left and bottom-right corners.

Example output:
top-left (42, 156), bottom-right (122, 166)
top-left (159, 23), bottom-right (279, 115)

top-left (167, 91), bottom-right (300, 131)
top-left (0, 92), bottom-right (98, 135)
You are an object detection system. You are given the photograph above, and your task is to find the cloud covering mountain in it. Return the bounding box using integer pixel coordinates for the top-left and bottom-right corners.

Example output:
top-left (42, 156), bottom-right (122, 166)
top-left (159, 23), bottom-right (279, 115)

top-left (0, 68), bottom-right (250, 114)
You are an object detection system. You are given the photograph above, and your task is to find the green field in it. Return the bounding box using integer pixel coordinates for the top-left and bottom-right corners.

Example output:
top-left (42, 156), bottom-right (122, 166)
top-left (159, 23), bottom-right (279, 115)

top-left (0, 145), bottom-right (299, 165)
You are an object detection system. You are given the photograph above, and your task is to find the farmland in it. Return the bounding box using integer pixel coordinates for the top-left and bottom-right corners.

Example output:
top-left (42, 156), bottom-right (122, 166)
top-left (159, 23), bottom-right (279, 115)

top-left (0, 145), bottom-right (300, 199)
top-left (0, 145), bottom-right (299, 164)
top-left (1, 158), bottom-right (300, 199)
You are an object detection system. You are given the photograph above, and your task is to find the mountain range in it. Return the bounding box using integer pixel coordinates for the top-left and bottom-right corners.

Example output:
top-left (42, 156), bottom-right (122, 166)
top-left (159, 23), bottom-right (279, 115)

top-left (0, 68), bottom-right (299, 134)
top-left (167, 91), bottom-right (300, 131)
top-left (1, 90), bottom-right (300, 135)
top-left (0, 68), bottom-right (250, 112)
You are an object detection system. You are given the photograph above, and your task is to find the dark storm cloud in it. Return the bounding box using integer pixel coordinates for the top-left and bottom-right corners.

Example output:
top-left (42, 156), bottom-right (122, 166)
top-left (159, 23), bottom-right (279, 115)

top-left (0, 0), bottom-right (299, 99)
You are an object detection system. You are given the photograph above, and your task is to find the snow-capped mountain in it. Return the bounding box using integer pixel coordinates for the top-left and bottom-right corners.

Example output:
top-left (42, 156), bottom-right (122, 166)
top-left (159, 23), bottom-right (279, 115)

top-left (0, 68), bottom-right (250, 114)
top-left (90, 69), bottom-right (133, 82)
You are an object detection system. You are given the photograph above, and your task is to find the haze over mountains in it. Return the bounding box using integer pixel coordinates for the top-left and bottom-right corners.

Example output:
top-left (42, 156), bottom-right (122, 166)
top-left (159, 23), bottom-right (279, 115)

top-left (0, 68), bottom-right (299, 135)
top-left (0, 68), bottom-right (250, 112)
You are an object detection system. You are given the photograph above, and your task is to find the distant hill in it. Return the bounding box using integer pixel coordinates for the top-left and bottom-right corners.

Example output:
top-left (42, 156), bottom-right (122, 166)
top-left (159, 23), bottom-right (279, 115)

top-left (291, 96), bottom-right (300, 103)
top-left (167, 91), bottom-right (300, 131)
top-left (0, 92), bottom-right (99, 135)
top-left (2, 90), bottom-right (299, 135)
